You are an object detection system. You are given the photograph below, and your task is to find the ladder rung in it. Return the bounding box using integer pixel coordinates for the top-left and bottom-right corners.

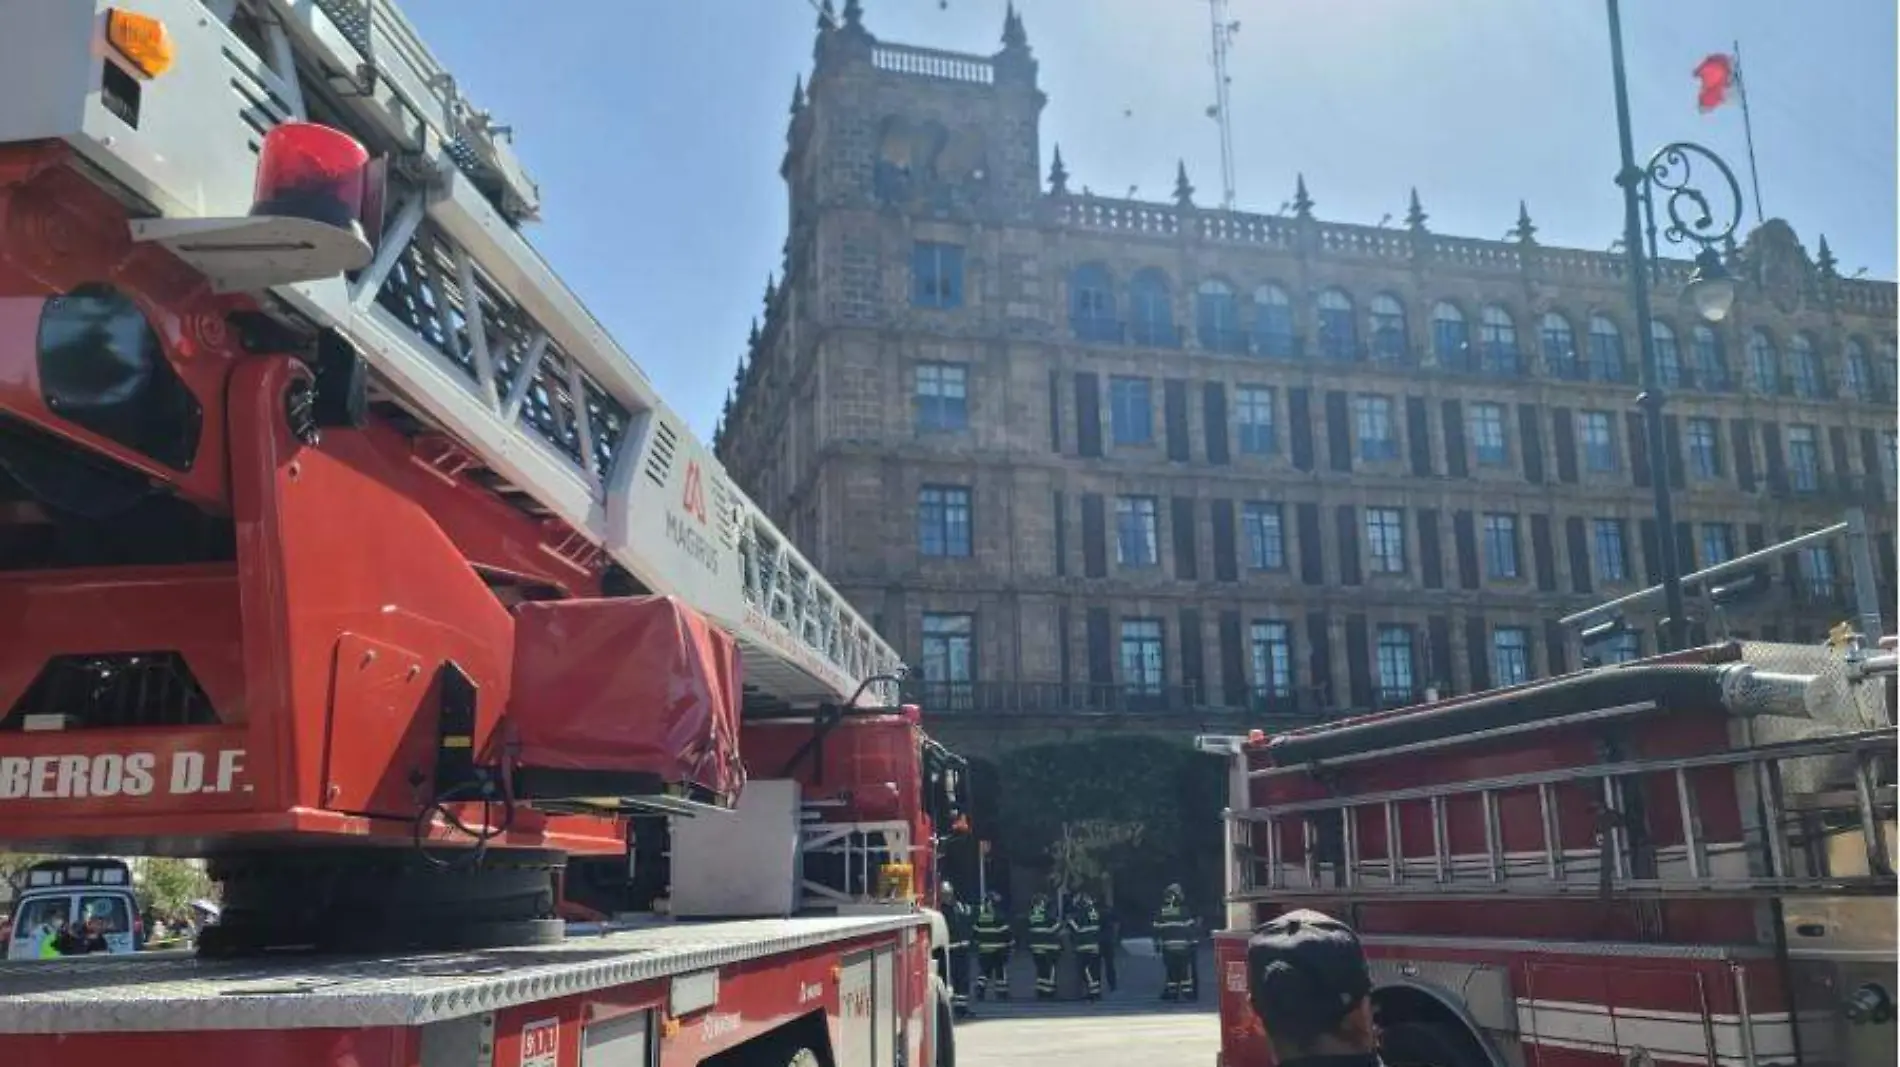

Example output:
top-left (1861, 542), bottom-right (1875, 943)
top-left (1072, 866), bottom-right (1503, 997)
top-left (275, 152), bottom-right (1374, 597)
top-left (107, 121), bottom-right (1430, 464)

top-left (1342, 805), bottom-right (1358, 889)
top-left (1853, 753), bottom-right (1894, 878)
top-left (1756, 759), bottom-right (1791, 878)
top-left (1676, 767), bottom-right (1706, 880)
top-left (1384, 800), bottom-right (1402, 885)
top-left (1430, 794), bottom-right (1449, 883)
top-left (1266, 816), bottom-right (1283, 890)
top-left (1538, 783), bottom-right (1564, 880)
top-left (1481, 790), bottom-right (1504, 883)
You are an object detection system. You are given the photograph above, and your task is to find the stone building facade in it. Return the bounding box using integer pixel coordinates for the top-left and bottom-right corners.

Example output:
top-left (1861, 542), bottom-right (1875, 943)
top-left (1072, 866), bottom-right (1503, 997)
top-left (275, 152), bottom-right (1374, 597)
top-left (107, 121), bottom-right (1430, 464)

top-left (717, 5), bottom-right (1899, 748)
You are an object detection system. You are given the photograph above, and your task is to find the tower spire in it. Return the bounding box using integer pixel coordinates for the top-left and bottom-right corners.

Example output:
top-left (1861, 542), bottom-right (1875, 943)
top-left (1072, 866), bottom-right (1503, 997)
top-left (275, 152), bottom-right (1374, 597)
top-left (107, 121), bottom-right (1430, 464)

top-left (1512, 200), bottom-right (1537, 244)
top-left (1173, 160), bottom-right (1196, 208)
top-left (1405, 187), bottom-right (1428, 233)
top-left (790, 75), bottom-right (805, 116)
top-left (1291, 173), bottom-right (1313, 219)
top-left (1048, 144), bottom-right (1069, 195)
top-left (1002, 2), bottom-right (1027, 50)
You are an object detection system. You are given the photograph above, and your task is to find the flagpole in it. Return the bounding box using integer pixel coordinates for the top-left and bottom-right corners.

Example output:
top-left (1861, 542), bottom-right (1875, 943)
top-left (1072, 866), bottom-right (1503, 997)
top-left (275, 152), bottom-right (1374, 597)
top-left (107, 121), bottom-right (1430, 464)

top-left (1732, 38), bottom-right (1766, 223)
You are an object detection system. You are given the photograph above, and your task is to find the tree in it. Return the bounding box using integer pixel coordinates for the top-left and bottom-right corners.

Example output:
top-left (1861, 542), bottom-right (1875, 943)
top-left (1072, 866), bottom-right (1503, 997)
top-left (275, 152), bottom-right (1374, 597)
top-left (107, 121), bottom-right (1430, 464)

top-left (1047, 819), bottom-right (1145, 900)
top-left (0, 852), bottom-right (56, 900)
top-left (136, 859), bottom-right (214, 919)
top-left (993, 735), bottom-right (1224, 923)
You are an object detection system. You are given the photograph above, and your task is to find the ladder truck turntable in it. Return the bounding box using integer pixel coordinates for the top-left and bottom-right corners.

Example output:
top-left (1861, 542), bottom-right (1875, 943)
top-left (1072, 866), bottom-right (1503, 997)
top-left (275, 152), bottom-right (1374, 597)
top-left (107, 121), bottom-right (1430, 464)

top-left (1205, 637), bottom-right (1898, 1067)
top-left (0, 3), bottom-right (968, 1066)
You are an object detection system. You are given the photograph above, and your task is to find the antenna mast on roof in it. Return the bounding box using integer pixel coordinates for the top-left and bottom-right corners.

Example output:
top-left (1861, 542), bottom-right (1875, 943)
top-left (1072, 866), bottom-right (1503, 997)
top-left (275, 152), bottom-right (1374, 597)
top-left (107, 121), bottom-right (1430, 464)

top-left (1206, 0), bottom-right (1240, 210)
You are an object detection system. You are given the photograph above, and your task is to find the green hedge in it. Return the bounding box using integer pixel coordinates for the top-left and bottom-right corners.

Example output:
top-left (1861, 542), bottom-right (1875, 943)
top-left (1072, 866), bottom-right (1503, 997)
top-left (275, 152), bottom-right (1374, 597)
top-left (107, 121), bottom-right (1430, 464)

top-left (976, 735), bottom-right (1227, 929)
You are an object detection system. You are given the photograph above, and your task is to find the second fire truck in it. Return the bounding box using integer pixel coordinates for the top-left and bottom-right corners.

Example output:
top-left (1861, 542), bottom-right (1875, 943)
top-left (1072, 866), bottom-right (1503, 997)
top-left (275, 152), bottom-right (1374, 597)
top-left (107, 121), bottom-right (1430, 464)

top-left (1209, 634), bottom-right (1896, 1067)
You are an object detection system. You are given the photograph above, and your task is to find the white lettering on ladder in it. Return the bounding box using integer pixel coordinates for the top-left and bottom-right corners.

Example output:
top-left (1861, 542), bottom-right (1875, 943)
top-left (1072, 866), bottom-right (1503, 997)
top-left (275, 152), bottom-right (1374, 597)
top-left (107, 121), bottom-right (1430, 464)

top-left (0, 750), bottom-right (247, 801)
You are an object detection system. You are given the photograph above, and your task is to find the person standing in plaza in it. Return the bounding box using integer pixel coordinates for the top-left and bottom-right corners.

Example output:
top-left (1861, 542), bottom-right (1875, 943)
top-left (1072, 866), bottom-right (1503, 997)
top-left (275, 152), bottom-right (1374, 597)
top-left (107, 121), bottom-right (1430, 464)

top-left (1152, 883), bottom-right (1195, 1001)
top-left (939, 881), bottom-right (976, 1017)
top-left (972, 891), bottom-right (1013, 1000)
top-left (1065, 890), bottom-right (1104, 1001)
top-left (1025, 893), bottom-right (1063, 1000)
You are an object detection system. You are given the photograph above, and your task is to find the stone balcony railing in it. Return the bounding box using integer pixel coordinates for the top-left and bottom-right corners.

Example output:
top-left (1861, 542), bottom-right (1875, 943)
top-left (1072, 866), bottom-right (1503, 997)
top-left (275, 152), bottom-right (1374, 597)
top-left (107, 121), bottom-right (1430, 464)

top-left (901, 679), bottom-right (1369, 730)
top-left (870, 42), bottom-right (995, 85)
top-left (1048, 192), bottom-right (1897, 316)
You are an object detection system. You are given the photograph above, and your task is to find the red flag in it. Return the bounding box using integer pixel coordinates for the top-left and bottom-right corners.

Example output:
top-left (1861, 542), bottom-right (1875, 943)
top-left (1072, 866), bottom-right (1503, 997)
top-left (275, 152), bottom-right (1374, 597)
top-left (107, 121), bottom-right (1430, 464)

top-left (1694, 53), bottom-right (1736, 112)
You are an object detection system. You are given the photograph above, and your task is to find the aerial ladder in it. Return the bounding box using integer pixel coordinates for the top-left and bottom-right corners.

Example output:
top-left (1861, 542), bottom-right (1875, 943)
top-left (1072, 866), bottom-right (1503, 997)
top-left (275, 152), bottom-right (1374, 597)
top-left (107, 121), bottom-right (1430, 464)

top-left (0, 0), bottom-right (925, 959)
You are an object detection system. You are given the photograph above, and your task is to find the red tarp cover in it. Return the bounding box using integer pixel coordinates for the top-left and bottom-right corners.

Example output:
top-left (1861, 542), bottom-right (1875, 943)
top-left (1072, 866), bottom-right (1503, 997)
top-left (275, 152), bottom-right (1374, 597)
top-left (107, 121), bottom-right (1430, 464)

top-left (507, 596), bottom-right (743, 801)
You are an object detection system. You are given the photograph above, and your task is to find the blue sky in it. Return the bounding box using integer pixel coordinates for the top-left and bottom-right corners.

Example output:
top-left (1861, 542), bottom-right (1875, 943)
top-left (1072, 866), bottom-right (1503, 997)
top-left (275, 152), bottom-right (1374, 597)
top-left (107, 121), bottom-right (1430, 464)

top-left (407, 0), bottom-right (1896, 442)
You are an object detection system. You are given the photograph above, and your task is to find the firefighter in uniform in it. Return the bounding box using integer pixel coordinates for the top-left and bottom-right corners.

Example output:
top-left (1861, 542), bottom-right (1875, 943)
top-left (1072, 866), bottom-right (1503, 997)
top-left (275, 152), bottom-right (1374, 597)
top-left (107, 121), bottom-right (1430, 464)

top-left (1153, 883), bottom-right (1196, 1001)
top-left (940, 882), bottom-right (975, 1017)
top-left (972, 891), bottom-right (1012, 1000)
top-left (1066, 890), bottom-right (1104, 1001)
top-left (1025, 893), bottom-right (1063, 1000)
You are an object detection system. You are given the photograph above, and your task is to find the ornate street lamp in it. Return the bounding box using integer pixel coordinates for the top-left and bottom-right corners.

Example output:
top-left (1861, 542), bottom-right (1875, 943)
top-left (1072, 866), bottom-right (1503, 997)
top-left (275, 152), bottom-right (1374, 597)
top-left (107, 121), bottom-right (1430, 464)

top-left (1603, 0), bottom-right (1747, 653)
top-left (1640, 141), bottom-right (1745, 323)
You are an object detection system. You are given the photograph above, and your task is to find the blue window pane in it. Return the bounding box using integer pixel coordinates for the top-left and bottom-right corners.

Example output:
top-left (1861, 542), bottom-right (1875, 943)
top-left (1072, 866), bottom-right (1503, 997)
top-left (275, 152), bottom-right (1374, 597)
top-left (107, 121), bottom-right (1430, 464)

top-left (915, 363), bottom-right (969, 432)
top-left (911, 242), bottom-right (964, 309)
top-left (1253, 285), bottom-right (1297, 358)
top-left (1197, 282), bottom-right (1246, 354)
top-left (1235, 387), bottom-right (1276, 455)
top-left (1129, 269), bottom-right (1178, 347)
top-left (1070, 264), bottom-right (1120, 343)
top-left (1109, 377), bottom-right (1153, 445)
top-left (1317, 290), bottom-right (1356, 360)
top-left (917, 487), bottom-right (972, 557)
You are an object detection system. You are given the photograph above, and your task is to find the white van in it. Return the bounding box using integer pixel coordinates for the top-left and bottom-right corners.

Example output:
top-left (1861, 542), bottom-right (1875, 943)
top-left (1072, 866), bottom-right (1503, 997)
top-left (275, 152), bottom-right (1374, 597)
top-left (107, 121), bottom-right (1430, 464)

top-left (5, 858), bottom-right (141, 960)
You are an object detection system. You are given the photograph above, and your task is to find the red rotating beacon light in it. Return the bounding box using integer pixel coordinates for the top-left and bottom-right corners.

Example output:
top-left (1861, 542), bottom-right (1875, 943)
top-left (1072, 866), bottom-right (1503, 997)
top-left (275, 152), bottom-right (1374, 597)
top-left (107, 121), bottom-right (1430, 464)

top-left (250, 121), bottom-right (370, 231)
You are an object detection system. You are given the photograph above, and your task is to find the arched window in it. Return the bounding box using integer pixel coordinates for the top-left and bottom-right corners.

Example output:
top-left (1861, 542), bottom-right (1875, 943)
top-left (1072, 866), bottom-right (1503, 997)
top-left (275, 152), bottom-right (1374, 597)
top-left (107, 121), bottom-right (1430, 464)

top-left (1788, 333), bottom-right (1822, 398)
top-left (1252, 284), bottom-right (1295, 358)
top-left (1196, 279), bottom-right (1244, 354)
top-left (1747, 329), bottom-right (1779, 394)
top-left (1690, 325), bottom-right (1727, 391)
top-left (1541, 313), bottom-right (1578, 379)
top-left (1587, 315), bottom-right (1625, 383)
top-left (1369, 294), bottom-right (1407, 363)
top-left (1316, 288), bottom-right (1356, 360)
top-left (1128, 268), bottom-right (1177, 347)
top-left (1432, 302), bottom-right (1469, 370)
top-left (1842, 339), bottom-right (1873, 401)
top-left (1650, 320), bottom-right (1681, 388)
top-left (1069, 263), bottom-right (1118, 344)
top-left (1480, 305), bottom-right (1520, 376)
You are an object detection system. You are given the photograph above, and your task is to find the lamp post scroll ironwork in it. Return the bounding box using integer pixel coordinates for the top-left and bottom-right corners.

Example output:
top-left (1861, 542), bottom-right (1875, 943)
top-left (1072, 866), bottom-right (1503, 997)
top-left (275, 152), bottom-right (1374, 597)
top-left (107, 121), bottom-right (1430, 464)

top-left (1603, 0), bottom-right (1745, 653)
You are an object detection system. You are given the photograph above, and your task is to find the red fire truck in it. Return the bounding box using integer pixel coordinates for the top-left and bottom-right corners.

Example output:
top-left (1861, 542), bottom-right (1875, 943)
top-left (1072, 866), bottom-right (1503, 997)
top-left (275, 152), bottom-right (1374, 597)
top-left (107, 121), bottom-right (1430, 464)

top-left (0, 2), bottom-right (967, 1065)
top-left (1209, 637), bottom-right (1896, 1067)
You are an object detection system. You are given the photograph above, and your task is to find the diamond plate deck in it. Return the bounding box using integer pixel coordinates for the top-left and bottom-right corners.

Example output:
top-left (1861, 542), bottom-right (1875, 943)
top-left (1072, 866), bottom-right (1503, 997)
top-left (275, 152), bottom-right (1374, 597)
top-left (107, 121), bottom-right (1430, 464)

top-left (0, 914), bottom-right (920, 1033)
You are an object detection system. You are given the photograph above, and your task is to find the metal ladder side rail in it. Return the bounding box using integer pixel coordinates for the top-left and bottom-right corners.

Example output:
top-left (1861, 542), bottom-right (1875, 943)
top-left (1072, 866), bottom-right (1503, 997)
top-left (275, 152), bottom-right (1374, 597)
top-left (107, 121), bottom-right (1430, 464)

top-left (1226, 873), bottom-right (1896, 904)
top-left (399, 171), bottom-right (902, 697)
top-left (346, 247), bottom-right (894, 704)
top-left (1230, 729), bottom-right (1894, 821)
top-left (324, 173), bottom-right (899, 701)
top-left (1232, 728), bottom-right (1894, 899)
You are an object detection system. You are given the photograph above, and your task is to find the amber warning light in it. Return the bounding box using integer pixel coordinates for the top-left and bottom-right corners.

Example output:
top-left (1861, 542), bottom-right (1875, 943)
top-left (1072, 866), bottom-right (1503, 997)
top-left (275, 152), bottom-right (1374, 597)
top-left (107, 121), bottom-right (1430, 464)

top-left (106, 9), bottom-right (174, 78)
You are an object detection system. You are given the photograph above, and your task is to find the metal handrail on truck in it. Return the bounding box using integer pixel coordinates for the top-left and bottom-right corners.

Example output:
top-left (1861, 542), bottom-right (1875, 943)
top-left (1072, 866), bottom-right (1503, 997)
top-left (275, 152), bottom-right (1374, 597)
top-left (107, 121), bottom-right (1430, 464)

top-left (1227, 727), bottom-right (1896, 903)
